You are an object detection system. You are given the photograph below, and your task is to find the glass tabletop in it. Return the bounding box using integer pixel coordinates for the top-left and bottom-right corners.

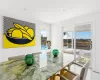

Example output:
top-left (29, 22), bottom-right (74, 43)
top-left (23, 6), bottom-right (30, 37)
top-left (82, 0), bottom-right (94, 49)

top-left (0, 52), bottom-right (75, 80)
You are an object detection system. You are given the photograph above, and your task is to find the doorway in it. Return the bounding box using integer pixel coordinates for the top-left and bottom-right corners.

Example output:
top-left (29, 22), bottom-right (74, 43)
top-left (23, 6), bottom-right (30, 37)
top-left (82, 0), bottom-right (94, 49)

top-left (41, 30), bottom-right (48, 50)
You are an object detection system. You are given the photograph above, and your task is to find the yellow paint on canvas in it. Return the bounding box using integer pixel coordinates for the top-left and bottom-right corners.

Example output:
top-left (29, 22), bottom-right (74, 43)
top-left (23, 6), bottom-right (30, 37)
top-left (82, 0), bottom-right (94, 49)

top-left (3, 34), bottom-right (36, 48)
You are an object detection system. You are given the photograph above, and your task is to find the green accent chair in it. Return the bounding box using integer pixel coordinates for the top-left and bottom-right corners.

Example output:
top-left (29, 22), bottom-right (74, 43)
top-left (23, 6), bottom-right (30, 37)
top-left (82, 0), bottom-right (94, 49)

top-left (52, 49), bottom-right (59, 58)
top-left (25, 54), bottom-right (34, 66)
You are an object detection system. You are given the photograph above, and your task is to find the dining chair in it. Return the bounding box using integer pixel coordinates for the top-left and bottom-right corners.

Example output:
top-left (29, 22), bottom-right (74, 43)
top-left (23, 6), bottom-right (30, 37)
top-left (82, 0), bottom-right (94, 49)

top-left (60, 69), bottom-right (80, 80)
top-left (75, 50), bottom-right (90, 67)
top-left (60, 60), bottom-right (90, 80)
top-left (52, 70), bottom-right (80, 80)
top-left (79, 60), bottom-right (90, 80)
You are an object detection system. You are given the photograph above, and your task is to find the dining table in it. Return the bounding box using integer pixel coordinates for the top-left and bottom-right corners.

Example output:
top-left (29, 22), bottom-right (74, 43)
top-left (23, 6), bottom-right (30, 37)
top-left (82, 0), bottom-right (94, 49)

top-left (0, 51), bottom-right (76, 80)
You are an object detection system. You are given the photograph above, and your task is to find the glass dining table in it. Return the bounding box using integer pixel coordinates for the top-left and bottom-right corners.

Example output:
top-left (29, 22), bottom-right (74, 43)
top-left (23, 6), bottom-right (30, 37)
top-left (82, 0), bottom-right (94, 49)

top-left (0, 52), bottom-right (75, 80)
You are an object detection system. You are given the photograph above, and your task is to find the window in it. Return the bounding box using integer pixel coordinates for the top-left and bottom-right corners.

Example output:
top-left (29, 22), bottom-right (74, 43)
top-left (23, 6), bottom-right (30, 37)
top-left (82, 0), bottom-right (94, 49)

top-left (63, 32), bottom-right (73, 48)
top-left (75, 31), bottom-right (92, 67)
top-left (76, 31), bottom-right (91, 50)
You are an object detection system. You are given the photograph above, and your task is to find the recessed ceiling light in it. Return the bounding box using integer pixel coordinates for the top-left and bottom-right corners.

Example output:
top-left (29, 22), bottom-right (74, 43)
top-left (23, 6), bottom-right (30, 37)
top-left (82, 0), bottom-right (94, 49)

top-left (24, 8), bottom-right (26, 11)
top-left (63, 9), bottom-right (66, 11)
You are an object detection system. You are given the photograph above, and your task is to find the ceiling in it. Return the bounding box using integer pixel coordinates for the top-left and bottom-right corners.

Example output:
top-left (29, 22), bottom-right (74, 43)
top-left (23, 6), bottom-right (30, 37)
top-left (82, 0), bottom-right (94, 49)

top-left (0, 0), bottom-right (100, 23)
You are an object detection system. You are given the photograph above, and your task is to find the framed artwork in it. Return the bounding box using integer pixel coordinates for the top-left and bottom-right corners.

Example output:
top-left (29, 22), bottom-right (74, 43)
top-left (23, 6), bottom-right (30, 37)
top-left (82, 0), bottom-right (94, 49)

top-left (3, 16), bottom-right (36, 48)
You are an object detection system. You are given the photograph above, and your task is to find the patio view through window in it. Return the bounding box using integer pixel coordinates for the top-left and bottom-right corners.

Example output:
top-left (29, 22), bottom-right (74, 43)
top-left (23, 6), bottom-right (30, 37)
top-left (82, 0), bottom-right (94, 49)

top-left (63, 31), bottom-right (91, 50)
top-left (76, 31), bottom-right (91, 50)
top-left (63, 32), bottom-right (73, 48)
top-left (63, 31), bottom-right (91, 66)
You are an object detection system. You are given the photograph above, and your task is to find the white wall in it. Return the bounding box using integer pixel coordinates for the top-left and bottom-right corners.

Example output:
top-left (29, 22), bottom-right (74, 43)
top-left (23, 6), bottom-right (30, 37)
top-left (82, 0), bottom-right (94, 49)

top-left (51, 22), bottom-right (63, 60)
top-left (60, 12), bottom-right (100, 73)
top-left (0, 14), bottom-right (50, 62)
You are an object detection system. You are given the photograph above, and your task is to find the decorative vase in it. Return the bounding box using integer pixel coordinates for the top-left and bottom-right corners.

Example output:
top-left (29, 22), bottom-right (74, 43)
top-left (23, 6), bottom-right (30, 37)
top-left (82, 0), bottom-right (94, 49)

top-left (25, 54), bottom-right (34, 66)
top-left (52, 49), bottom-right (59, 58)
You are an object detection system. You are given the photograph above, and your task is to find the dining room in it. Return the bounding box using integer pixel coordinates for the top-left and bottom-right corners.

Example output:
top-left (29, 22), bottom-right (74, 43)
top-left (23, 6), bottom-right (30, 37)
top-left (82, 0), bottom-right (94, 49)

top-left (0, 0), bottom-right (100, 80)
